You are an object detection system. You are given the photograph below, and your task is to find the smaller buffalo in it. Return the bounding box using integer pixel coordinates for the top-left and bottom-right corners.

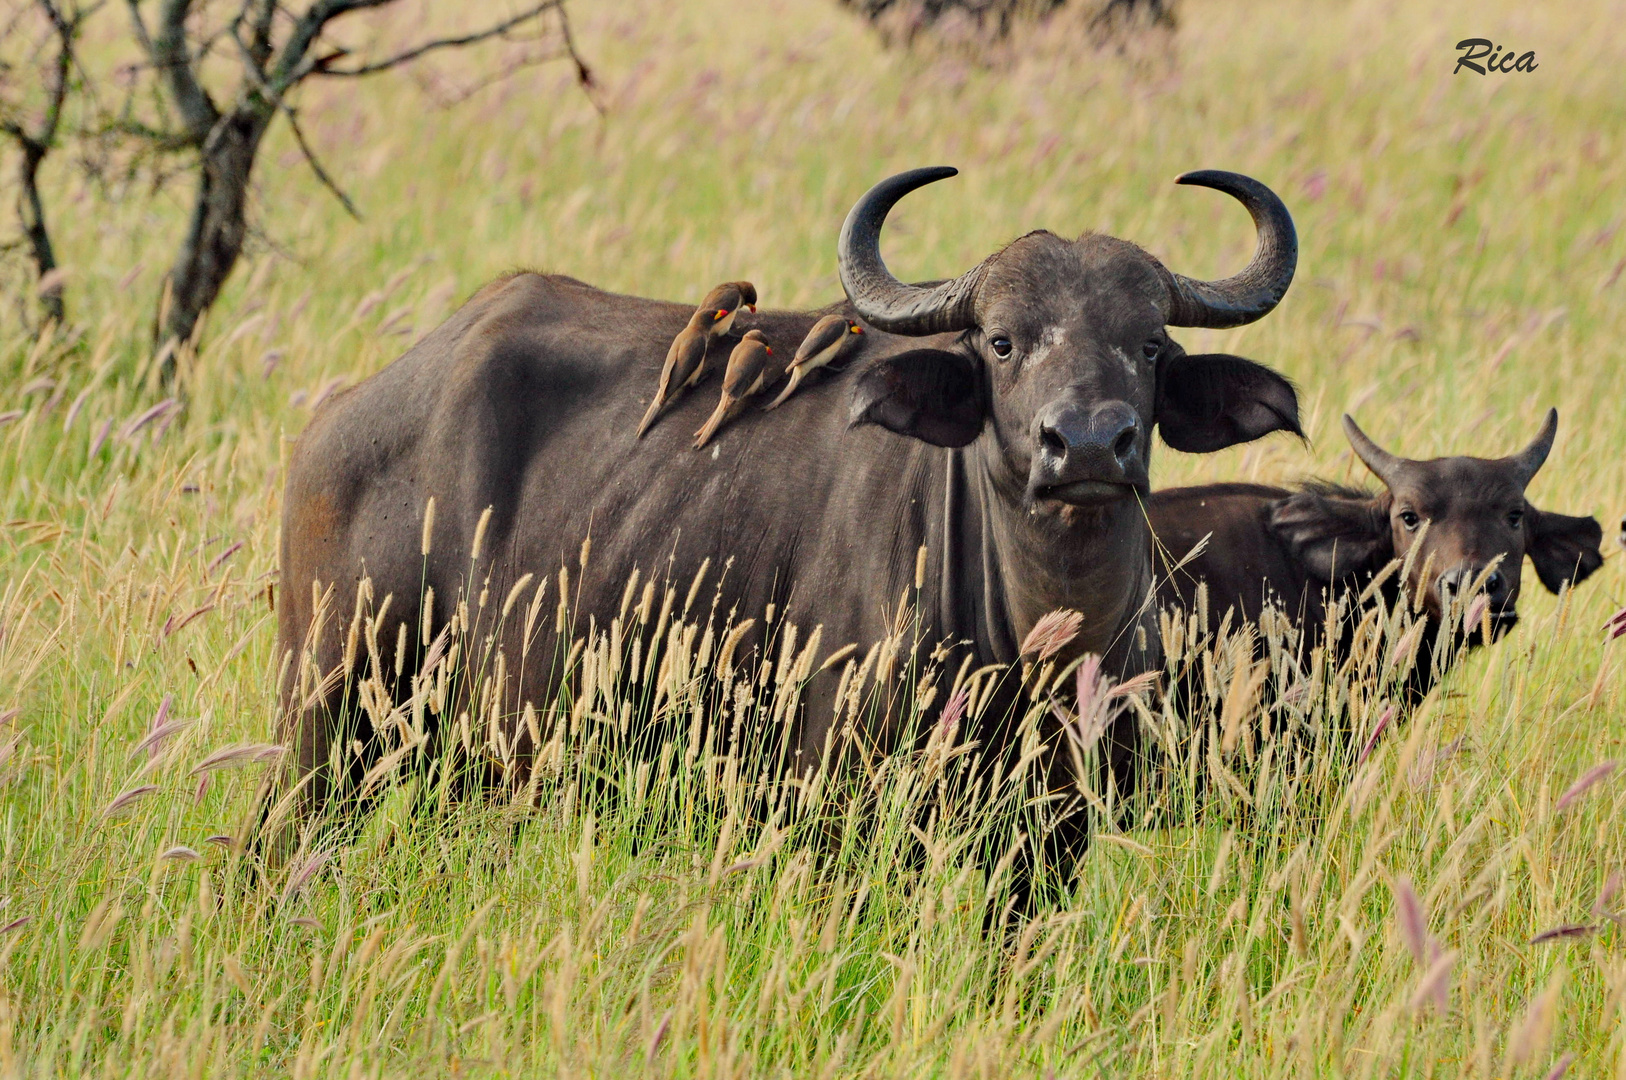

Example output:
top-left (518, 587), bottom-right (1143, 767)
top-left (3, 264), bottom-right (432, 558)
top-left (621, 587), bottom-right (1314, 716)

top-left (1150, 409), bottom-right (1603, 704)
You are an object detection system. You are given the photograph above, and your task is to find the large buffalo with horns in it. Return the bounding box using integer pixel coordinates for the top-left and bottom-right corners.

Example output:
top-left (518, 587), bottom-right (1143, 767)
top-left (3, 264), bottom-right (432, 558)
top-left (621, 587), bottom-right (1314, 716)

top-left (277, 167), bottom-right (1303, 863)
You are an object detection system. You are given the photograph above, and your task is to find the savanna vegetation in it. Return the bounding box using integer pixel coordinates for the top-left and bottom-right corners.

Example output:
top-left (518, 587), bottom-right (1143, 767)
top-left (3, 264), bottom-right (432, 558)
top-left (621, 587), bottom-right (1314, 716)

top-left (0, 0), bottom-right (1623, 1075)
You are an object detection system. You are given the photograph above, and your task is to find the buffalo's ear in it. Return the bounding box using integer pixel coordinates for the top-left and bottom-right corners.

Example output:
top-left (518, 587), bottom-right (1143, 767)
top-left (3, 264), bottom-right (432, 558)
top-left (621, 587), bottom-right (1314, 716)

top-left (849, 348), bottom-right (985, 448)
top-left (1268, 488), bottom-right (1391, 582)
top-left (1525, 506), bottom-right (1603, 593)
top-left (1157, 353), bottom-right (1302, 453)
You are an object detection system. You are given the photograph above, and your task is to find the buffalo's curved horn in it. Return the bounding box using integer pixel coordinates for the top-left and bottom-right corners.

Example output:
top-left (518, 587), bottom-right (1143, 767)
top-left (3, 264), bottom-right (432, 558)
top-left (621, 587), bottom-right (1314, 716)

top-left (1343, 414), bottom-right (1403, 485)
top-left (1163, 170), bottom-right (1298, 329)
top-left (1506, 407), bottom-right (1558, 487)
top-left (838, 167), bottom-right (985, 336)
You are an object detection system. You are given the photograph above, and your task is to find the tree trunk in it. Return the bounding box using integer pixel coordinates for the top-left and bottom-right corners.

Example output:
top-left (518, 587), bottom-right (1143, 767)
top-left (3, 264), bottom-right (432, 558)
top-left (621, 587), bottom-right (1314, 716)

top-left (157, 109), bottom-right (270, 377)
top-left (17, 141), bottom-right (64, 328)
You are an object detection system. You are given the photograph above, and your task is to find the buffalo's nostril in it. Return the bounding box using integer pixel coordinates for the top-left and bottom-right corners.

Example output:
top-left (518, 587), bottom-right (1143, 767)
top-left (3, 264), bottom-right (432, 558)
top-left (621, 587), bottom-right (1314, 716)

top-left (1484, 570), bottom-right (1503, 594)
top-left (1027, 397), bottom-right (1146, 499)
top-left (1438, 569), bottom-right (1473, 601)
top-left (1112, 426), bottom-right (1138, 463)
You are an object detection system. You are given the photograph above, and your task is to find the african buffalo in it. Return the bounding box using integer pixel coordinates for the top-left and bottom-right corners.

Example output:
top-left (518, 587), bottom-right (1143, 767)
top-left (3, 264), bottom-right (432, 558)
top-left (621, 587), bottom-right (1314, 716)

top-left (1150, 410), bottom-right (1603, 704)
top-left (277, 166), bottom-right (1304, 863)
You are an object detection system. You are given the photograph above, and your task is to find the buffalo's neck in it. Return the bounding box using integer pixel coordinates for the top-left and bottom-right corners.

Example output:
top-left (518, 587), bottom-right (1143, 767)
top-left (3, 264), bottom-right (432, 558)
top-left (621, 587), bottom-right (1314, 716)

top-left (950, 441), bottom-right (1155, 671)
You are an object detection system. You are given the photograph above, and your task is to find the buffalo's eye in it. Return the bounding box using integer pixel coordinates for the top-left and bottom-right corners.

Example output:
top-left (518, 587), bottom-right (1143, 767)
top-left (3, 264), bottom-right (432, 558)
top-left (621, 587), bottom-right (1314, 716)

top-left (1142, 338), bottom-right (1161, 361)
top-left (1399, 509), bottom-right (1420, 530)
top-left (990, 336), bottom-right (1013, 359)
top-left (1507, 508), bottom-right (1524, 528)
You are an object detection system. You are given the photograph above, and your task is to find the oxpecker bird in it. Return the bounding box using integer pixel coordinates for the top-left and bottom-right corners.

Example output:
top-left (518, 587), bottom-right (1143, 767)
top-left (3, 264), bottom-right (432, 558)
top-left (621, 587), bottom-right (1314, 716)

top-left (697, 281), bottom-right (757, 344)
top-left (694, 329), bottom-right (777, 449)
top-left (764, 315), bottom-right (864, 411)
top-left (636, 313), bottom-right (710, 438)
top-left (638, 281), bottom-right (760, 438)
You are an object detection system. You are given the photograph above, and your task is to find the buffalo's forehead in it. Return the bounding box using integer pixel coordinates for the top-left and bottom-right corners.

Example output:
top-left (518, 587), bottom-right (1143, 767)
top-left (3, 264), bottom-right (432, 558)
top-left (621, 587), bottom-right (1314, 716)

top-left (977, 232), bottom-right (1168, 340)
top-left (1393, 456), bottom-right (1527, 518)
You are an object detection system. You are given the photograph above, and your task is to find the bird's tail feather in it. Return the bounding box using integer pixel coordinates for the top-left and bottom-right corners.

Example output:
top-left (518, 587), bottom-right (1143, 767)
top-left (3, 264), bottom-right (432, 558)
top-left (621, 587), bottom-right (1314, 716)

top-left (763, 370), bottom-right (802, 411)
top-left (693, 401), bottom-right (733, 449)
top-left (636, 392), bottom-right (667, 438)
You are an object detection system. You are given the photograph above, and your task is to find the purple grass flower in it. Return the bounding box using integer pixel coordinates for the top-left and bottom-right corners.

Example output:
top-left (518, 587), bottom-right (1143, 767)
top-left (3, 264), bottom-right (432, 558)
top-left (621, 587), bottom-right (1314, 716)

top-left (102, 784), bottom-right (158, 817)
top-left (1356, 704), bottom-right (1396, 766)
top-left (1531, 924), bottom-right (1595, 944)
top-left (190, 744), bottom-right (286, 774)
top-left (937, 685), bottom-right (970, 736)
top-left (1556, 761), bottom-right (1617, 814)
top-left (1020, 609), bottom-right (1083, 662)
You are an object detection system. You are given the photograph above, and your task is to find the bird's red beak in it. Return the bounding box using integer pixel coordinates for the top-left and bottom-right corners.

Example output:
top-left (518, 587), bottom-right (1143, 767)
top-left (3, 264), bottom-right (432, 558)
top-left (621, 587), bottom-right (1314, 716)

top-left (765, 346), bottom-right (773, 355)
top-left (747, 305), bottom-right (757, 312)
top-left (850, 325), bottom-right (863, 334)
top-left (714, 309), bottom-right (728, 320)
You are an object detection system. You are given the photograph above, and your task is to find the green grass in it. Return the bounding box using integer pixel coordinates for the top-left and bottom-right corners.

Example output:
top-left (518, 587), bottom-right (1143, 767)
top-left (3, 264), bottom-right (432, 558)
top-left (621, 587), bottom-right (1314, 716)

top-left (2, 0), bottom-right (1625, 1074)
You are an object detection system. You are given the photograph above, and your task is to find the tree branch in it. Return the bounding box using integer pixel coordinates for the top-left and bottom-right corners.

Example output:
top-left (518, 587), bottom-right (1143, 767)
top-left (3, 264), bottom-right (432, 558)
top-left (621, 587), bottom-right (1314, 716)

top-left (310, 2), bottom-right (566, 79)
top-left (122, 0), bottom-right (153, 54)
top-left (149, 0), bottom-right (220, 137)
top-left (555, 0), bottom-right (598, 107)
top-left (248, 0), bottom-right (277, 68)
top-left (0, 0), bottom-right (94, 326)
top-left (266, 0), bottom-right (394, 94)
top-left (283, 103), bottom-right (359, 218)
top-left (36, 0), bottom-right (74, 147)
top-left (97, 115), bottom-right (198, 151)
top-left (228, 19), bottom-right (359, 219)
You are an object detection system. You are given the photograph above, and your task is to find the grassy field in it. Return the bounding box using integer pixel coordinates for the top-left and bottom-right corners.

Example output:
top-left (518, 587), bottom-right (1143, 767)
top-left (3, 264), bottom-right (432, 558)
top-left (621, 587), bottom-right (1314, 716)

top-left (2, 0), bottom-right (1625, 1074)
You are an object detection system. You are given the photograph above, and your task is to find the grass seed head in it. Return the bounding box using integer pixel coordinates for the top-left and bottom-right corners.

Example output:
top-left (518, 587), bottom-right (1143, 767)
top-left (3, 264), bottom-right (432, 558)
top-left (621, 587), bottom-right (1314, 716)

top-left (1021, 609), bottom-right (1083, 661)
top-left (1392, 875), bottom-right (1429, 965)
top-left (1555, 760), bottom-right (1617, 814)
top-left (101, 784), bottom-right (159, 818)
top-left (190, 743), bottom-right (287, 774)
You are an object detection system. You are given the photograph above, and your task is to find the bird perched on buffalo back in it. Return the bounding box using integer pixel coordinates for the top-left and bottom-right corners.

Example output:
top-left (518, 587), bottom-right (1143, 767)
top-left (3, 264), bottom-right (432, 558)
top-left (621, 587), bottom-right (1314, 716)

top-left (636, 281), bottom-right (759, 439)
top-left (694, 329), bottom-right (779, 449)
top-left (698, 280), bottom-right (757, 346)
top-left (636, 311), bottom-right (710, 438)
top-left (764, 315), bottom-right (864, 411)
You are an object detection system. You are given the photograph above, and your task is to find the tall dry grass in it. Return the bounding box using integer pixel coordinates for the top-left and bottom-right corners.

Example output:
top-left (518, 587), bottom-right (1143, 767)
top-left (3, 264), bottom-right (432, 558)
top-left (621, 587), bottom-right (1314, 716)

top-left (1, 0), bottom-right (1623, 1074)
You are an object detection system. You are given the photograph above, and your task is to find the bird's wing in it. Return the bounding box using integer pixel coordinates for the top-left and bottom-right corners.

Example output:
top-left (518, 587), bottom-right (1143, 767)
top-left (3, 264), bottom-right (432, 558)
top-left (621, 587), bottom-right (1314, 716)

top-left (681, 329), bottom-right (710, 369)
top-left (722, 344), bottom-right (768, 396)
top-left (793, 315), bottom-right (848, 365)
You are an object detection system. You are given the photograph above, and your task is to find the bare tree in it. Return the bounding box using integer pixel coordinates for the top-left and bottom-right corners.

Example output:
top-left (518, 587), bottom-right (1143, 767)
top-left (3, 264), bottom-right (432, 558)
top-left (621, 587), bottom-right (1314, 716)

top-left (0, 0), bottom-right (98, 329)
top-left (838, 0), bottom-right (1173, 52)
top-left (113, 0), bottom-right (595, 377)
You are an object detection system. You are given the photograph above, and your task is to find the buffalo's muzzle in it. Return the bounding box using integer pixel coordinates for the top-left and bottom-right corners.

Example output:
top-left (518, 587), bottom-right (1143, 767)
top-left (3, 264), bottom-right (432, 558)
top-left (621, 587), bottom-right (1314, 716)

top-left (1028, 397), bottom-right (1147, 506)
top-left (1438, 565), bottom-right (1511, 608)
top-left (1438, 564), bottom-right (1518, 640)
